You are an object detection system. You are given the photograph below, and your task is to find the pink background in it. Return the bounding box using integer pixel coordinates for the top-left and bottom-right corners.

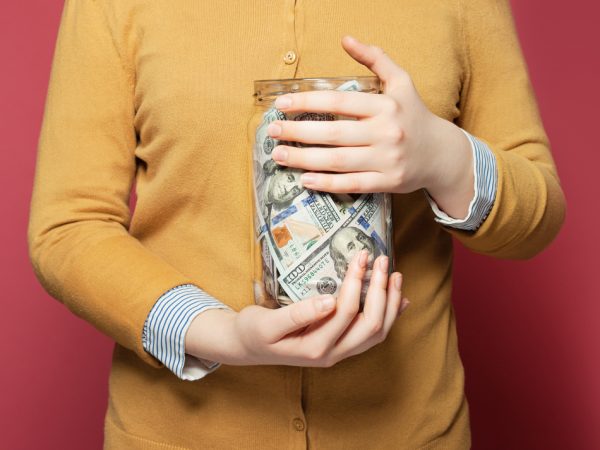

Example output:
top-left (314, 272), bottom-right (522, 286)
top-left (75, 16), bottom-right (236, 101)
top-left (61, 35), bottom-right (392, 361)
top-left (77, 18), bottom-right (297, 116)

top-left (2, 1), bottom-right (598, 448)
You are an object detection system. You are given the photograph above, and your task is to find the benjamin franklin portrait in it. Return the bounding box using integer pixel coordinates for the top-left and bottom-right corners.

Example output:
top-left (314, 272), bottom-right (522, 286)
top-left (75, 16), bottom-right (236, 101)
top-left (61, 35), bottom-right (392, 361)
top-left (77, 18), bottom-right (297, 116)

top-left (329, 226), bottom-right (381, 279)
top-left (262, 159), bottom-right (305, 213)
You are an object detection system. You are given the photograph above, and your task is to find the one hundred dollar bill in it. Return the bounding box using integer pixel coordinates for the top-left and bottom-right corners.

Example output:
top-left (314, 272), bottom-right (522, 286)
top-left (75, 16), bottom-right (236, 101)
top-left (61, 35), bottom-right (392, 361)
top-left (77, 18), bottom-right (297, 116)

top-left (262, 189), bottom-right (346, 273)
top-left (277, 193), bottom-right (391, 303)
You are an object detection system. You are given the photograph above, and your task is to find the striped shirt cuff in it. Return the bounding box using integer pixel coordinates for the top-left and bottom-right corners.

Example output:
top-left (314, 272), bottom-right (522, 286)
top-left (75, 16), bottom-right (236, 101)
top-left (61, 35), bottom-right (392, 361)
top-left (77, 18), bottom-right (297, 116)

top-left (424, 128), bottom-right (498, 231)
top-left (142, 283), bottom-right (233, 381)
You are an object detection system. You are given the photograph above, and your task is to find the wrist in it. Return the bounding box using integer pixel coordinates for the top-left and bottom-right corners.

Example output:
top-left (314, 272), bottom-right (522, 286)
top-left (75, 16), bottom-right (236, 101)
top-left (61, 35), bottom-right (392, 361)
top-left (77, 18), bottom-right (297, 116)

top-left (184, 308), bottom-right (244, 365)
top-left (423, 116), bottom-right (474, 219)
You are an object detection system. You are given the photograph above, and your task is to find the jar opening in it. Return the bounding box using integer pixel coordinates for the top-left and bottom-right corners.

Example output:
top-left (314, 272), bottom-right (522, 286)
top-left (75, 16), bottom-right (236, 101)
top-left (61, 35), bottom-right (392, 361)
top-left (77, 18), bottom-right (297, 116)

top-left (253, 76), bottom-right (382, 105)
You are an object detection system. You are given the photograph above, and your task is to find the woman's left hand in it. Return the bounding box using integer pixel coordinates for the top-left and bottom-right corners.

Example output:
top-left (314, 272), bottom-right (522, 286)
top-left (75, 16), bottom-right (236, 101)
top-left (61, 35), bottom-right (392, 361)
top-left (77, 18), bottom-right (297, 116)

top-left (267, 35), bottom-right (475, 218)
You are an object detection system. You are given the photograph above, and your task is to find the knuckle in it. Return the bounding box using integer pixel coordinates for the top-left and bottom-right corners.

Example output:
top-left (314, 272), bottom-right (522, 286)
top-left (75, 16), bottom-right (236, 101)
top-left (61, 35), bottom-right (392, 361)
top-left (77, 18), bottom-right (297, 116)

top-left (322, 355), bottom-right (337, 368)
top-left (347, 174), bottom-right (362, 192)
top-left (307, 345), bottom-right (329, 362)
top-left (326, 122), bottom-right (342, 144)
top-left (287, 305), bottom-right (309, 328)
top-left (338, 298), bottom-right (359, 319)
top-left (382, 97), bottom-right (400, 115)
top-left (374, 330), bottom-right (386, 344)
top-left (345, 262), bottom-right (363, 280)
top-left (367, 319), bottom-right (384, 335)
top-left (276, 122), bottom-right (288, 139)
top-left (347, 301), bottom-right (361, 318)
top-left (329, 150), bottom-right (346, 171)
top-left (344, 307), bottom-right (359, 321)
top-left (392, 167), bottom-right (405, 187)
top-left (385, 125), bottom-right (404, 144)
top-left (388, 148), bottom-right (404, 165)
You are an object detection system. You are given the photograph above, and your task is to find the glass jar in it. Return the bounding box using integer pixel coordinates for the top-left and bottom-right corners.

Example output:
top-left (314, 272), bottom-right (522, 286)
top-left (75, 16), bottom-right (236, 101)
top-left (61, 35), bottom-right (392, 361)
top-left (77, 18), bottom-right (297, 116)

top-left (247, 76), bottom-right (394, 312)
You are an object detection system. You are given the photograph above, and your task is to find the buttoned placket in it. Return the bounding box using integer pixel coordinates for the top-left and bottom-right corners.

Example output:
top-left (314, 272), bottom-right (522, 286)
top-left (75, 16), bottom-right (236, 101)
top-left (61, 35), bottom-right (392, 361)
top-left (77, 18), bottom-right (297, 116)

top-left (278, 0), bottom-right (302, 80)
top-left (285, 364), bottom-right (308, 450)
top-left (280, 4), bottom-right (310, 448)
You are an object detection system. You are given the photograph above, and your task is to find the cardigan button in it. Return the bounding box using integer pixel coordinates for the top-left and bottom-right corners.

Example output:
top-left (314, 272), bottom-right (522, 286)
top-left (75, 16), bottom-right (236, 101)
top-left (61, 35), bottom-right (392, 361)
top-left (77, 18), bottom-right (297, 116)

top-left (283, 50), bottom-right (297, 65)
top-left (292, 417), bottom-right (305, 431)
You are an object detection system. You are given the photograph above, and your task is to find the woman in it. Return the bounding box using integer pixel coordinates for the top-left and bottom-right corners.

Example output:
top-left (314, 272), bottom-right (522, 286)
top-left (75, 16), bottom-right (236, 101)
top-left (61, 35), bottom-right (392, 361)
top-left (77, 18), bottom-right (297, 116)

top-left (28, 1), bottom-right (565, 448)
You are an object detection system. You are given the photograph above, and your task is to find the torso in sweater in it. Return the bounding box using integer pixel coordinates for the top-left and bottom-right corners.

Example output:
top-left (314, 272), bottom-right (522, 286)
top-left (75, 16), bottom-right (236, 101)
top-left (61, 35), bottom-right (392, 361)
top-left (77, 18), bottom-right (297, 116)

top-left (30, 0), bottom-right (564, 449)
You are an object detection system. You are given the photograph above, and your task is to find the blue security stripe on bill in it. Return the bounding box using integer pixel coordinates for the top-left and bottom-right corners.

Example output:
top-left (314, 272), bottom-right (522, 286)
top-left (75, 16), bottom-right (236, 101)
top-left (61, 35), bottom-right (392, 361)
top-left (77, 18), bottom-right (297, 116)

top-left (357, 214), bottom-right (387, 254)
top-left (271, 194), bottom-right (318, 227)
top-left (271, 205), bottom-right (298, 227)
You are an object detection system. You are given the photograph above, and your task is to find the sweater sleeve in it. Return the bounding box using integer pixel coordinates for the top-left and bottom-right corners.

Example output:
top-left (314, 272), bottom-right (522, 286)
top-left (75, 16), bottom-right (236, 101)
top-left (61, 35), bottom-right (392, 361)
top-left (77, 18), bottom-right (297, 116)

top-left (27, 0), bottom-right (204, 370)
top-left (445, 0), bottom-right (566, 258)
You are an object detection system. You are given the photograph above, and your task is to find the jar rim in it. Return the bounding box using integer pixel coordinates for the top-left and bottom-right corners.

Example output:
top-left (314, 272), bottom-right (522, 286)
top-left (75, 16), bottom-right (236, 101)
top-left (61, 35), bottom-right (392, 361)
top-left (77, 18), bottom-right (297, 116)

top-left (253, 76), bottom-right (381, 104)
top-left (253, 75), bottom-right (379, 83)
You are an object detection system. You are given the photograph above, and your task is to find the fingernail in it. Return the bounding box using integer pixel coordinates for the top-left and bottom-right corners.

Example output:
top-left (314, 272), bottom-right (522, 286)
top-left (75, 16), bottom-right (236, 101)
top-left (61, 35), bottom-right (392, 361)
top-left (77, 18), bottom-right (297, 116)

top-left (394, 273), bottom-right (402, 290)
top-left (399, 299), bottom-right (410, 314)
top-left (274, 95), bottom-right (292, 109)
top-left (319, 296), bottom-right (336, 311)
top-left (300, 173), bottom-right (316, 186)
top-left (272, 146), bottom-right (288, 162)
top-left (267, 123), bottom-right (281, 137)
top-left (379, 256), bottom-right (388, 273)
top-left (359, 250), bottom-right (368, 269)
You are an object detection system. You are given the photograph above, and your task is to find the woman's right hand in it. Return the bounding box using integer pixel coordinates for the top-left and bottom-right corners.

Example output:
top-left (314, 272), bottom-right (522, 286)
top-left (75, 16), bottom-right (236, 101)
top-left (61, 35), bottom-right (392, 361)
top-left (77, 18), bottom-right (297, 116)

top-left (185, 250), bottom-right (409, 368)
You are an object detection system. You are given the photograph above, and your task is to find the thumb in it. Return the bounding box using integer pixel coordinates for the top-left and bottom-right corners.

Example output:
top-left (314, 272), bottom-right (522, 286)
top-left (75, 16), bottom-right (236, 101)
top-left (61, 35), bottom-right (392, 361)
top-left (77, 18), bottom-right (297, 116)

top-left (341, 35), bottom-right (406, 92)
top-left (266, 295), bottom-right (337, 342)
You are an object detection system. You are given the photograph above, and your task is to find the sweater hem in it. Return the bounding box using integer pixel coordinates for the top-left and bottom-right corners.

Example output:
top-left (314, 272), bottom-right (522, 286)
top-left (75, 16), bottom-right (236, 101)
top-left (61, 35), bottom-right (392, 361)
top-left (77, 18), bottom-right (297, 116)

top-left (104, 413), bottom-right (190, 450)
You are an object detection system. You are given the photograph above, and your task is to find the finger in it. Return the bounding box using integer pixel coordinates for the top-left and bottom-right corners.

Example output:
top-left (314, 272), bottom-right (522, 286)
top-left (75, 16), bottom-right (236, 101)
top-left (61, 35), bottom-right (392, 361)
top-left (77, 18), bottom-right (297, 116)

top-left (302, 250), bottom-right (367, 346)
top-left (328, 257), bottom-right (390, 356)
top-left (341, 35), bottom-right (408, 92)
top-left (272, 145), bottom-right (382, 173)
top-left (274, 90), bottom-right (392, 118)
top-left (382, 273), bottom-right (404, 335)
top-left (360, 255), bottom-right (390, 334)
top-left (332, 271), bottom-right (403, 360)
top-left (300, 171), bottom-right (390, 194)
top-left (398, 298), bottom-right (410, 316)
top-left (265, 294), bottom-right (337, 342)
top-left (267, 119), bottom-right (375, 147)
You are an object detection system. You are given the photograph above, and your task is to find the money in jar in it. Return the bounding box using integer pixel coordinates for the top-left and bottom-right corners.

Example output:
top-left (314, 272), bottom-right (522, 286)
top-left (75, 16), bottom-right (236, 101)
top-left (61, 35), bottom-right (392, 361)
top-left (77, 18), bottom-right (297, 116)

top-left (247, 76), bottom-right (394, 311)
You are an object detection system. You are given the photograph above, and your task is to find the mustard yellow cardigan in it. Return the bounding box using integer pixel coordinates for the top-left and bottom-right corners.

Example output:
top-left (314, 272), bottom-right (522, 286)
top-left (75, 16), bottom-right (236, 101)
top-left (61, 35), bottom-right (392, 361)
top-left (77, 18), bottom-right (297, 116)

top-left (28, 0), bottom-right (565, 448)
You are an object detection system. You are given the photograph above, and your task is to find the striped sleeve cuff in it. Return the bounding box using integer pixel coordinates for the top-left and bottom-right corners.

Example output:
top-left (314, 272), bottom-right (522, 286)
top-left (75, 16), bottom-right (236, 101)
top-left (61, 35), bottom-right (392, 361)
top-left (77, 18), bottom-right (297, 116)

top-left (424, 128), bottom-right (498, 231)
top-left (142, 283), bottom-right (233, 381)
